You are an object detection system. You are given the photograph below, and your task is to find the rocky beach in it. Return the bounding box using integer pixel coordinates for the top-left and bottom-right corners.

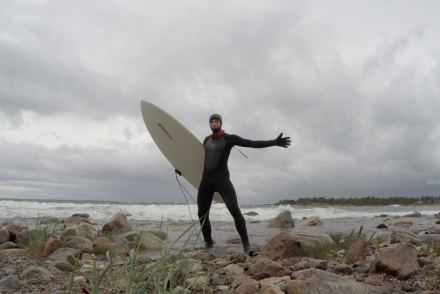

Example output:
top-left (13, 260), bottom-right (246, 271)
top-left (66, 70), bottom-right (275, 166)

top-left (2, 209), bottom-right (440, 293)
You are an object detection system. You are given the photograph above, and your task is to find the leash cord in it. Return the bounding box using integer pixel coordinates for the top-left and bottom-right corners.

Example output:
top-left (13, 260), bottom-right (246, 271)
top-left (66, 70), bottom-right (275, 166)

top-left (233, 147), bottom-right (248, 159)
top-left (175, 171), bottom-right (205, 243)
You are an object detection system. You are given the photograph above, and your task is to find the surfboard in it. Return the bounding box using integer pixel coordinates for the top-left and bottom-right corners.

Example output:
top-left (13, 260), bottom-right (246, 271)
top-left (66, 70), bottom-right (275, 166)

top-left (140, 100), bottom-right (224, 203)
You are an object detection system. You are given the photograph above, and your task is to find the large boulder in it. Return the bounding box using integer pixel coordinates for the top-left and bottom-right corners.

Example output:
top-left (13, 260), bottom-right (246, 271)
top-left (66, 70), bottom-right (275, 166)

top-left (369, 243), bottom-right (419, 280)
top-left (4, 224), bottom-right (22, 240)
top-left (260, 232), bottom-right (300, 261)
top-left (268, 211), bottom-right (295, 228)
top-left (286, 268), bottom-right (381, 294)
top-left (260, 232), bottom-right (334, 261)
top-left (102, 213), bottom-right (132, 233)
top-left (248, 257), bottom-right (293, 279)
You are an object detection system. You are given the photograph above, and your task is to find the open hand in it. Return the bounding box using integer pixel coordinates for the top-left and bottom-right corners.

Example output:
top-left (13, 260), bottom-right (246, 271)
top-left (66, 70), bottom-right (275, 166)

top-left (275, 133), bottom-right (291, 148)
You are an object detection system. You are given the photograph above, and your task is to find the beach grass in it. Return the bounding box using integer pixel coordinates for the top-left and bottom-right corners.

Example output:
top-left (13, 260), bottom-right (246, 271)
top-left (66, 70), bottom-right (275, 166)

top-left (22, 216), bottom-right (61, 257)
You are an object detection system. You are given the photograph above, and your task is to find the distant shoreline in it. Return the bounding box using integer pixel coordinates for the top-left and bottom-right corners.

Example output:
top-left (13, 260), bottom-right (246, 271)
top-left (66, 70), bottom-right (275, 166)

top-left (277, 196), bottom-right (440, 207)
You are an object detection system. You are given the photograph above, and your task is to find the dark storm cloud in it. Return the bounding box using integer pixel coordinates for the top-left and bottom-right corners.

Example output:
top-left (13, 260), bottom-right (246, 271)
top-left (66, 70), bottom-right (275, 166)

top-left (0, 139), bottom-right (190, 202)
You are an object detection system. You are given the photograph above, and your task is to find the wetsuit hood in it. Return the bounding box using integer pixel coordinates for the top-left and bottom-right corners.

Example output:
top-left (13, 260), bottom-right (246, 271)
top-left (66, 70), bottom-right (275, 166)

top-left (209, 113), bottom-right (223, 133)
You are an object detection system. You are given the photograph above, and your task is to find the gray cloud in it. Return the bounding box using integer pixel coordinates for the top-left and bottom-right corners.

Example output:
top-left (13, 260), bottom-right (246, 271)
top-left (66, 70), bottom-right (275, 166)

top-left (1, 1), bottom-right (440, 204)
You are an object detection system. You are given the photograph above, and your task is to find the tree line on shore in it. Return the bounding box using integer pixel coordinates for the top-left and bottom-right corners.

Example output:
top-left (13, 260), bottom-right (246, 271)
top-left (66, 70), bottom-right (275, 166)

top-left (276, 196), bottom-right (440, 206)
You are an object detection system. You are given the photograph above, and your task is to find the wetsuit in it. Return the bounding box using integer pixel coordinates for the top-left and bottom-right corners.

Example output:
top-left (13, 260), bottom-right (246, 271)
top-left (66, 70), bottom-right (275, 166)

top-left (197, 133), bottom-right (276, 246)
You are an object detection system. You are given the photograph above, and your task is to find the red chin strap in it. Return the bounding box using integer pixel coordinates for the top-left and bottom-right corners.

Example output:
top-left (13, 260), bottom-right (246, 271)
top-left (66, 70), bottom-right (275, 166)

top-left (210, 130), bottom-right (225, 138)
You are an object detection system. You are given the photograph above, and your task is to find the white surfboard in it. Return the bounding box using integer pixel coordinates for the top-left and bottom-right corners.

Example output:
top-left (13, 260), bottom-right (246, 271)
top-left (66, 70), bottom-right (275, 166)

top-left (140, 100), bottom-right (224, 203)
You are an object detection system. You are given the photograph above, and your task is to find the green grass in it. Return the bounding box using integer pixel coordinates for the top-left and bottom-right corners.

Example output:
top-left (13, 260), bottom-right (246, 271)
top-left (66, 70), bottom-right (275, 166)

top-left (298, 244), bottom-right (333, 260)
top-left (370, 235), bottom-right (387, 246)
top-left (21, 216), bottom-right (62, 257)
top-left (0, 250), bottom-right (5, 262)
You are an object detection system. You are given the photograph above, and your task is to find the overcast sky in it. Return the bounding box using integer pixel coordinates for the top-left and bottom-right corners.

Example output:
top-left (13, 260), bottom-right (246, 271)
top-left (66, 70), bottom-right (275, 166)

top-left (1, 1), bottom-right (439, 205)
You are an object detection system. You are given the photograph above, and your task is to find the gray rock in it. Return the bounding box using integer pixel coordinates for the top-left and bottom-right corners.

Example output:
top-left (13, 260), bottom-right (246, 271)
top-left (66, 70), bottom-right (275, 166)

top-left (0, 241), bottom-right (17, 250)
top-left (243, 211), bottom-right (259, 216)
top-left (0, 228), bottom-right (9, 244)
top-left (213, 246), bottom-right (229, 257)
top-left (403, 212), bottom-right (422, 217)
top-left (306, 258), bottom-right (327, 270)
top-left (15, 229), bottom-right (45, 246)
top-left (62, 227), bottom-right (77, 238)
top-left (51, 261), bottom-right (75, 272)
top-left (47, 248), bottom-right (80, 262)
top-left (418, 257), bottom-right (432, 267)
top-left (268, 211), bottom-right (295, 228)
top-left (72, 213), bottom-right (90, 218)
top-left (64, 215), bottom-right (91, 225)
top-left (74, 222), bottom-right (98, 240)
top-left (175, 259), bottom-right (204, 273)
top-left (0, 275), bottom-right (22, 292)
top-left (305, 216), bottom-right (323, 226)
top-left (1, 220), bottom-right (14, 226)
top-left (124, 230), bottom-right (168, 241)
top-left (102, 213), bottom-right (132, 233)
top-left (432, 257), bottom-right (440, 269)
top-left (235, 279), bottom-right (259, 294)
top-left (287, 268), bottom-right (381, 294)
top-left (22, 266), bottom-right (52, 282)
top-left (186, 276), bottom-right (211, 291)
top-left (248, 257), bottom-right (293, 279)
top-left (419, 234), bottom-right (440, 244)
top-left (134, 232), bottom-right (166, 251)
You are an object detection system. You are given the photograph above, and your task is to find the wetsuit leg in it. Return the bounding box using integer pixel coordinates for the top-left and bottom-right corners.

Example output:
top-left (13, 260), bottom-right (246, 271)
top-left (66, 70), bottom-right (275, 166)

top-left (216, 177), bottom-right (249, 243)
top-left (197, 177), bottom-right (215, 243)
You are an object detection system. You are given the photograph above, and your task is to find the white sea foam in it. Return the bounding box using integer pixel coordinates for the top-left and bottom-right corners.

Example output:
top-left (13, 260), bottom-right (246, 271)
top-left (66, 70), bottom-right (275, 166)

top-left (1, 200), bottom-right (438, 222)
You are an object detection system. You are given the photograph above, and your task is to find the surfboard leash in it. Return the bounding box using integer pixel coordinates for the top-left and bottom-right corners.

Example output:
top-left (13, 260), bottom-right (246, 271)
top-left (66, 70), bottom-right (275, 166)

top-left (174, 171), bottom-right (204, 241)
top-left (174, 171), bottom-right (217, 245)
top-left (233, 147), bottom-right (248, 159)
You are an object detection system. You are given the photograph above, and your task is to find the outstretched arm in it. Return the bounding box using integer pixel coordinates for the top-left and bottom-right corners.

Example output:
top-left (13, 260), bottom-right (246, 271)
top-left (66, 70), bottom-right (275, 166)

top-left (233, 133), bottom-right (291, 148)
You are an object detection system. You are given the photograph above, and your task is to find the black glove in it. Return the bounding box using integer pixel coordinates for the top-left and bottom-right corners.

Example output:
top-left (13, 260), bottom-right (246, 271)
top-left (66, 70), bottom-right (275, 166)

top-left (175, 169), bottom-right (182, 176)
top-left (275, 133), bottom-right (291, 148)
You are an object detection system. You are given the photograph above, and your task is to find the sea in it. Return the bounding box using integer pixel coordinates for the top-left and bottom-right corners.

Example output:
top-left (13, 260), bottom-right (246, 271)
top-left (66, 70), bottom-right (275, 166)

top-left (2, 199), bottom-right (439, 255)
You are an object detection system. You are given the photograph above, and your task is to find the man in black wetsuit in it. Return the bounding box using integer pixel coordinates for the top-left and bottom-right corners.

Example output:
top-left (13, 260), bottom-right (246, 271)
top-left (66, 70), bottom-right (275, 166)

top-left (197, 114), bottom-right (291, 254)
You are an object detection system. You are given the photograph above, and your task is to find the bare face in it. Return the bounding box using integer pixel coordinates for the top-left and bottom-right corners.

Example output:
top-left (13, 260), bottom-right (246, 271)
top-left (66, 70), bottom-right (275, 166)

top-left (210, 119), bottom-right (221, 130)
